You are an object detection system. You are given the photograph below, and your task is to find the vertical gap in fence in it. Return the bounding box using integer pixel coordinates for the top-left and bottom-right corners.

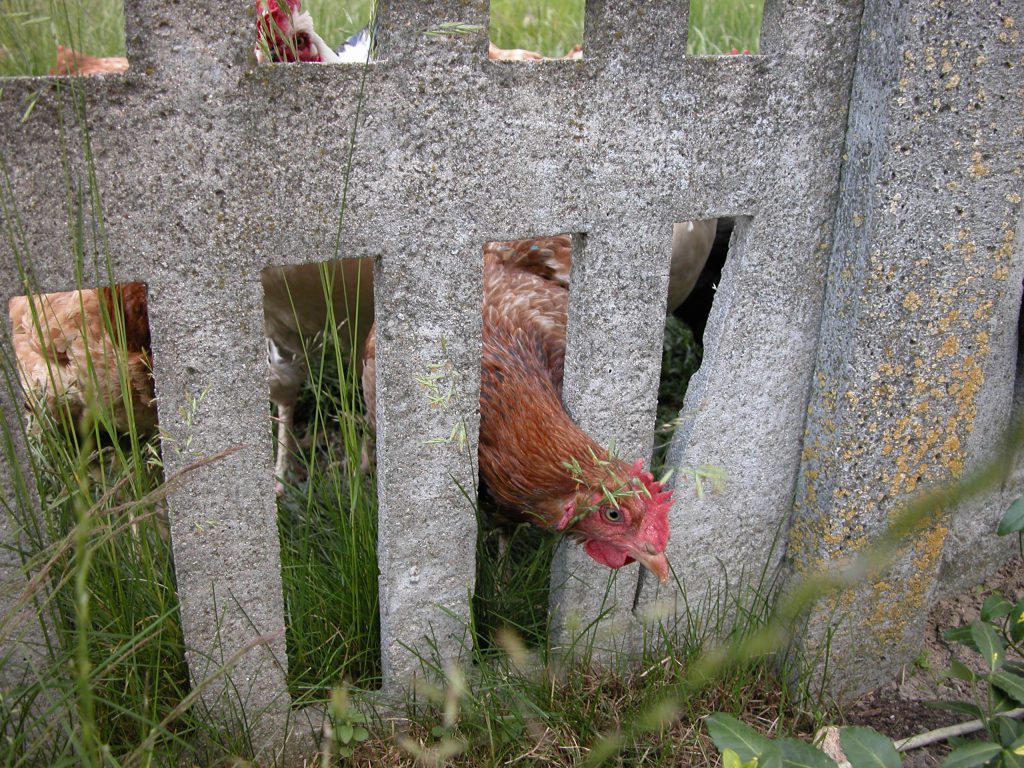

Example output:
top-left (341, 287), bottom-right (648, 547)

top-left (471, 233), bottom-right (576, 655)
top-left (261, 256), bottom-right (381, 699)
top-left (4, 280), bottom-right (191, 752)
top-left (0, 0), bottom-right (129, 77)
top-left (488, 0), bottom-right (584, 60)
top-left (650, 218), bottom-right (728, 476)
top-left (686, 0), bottom-right (764, 56)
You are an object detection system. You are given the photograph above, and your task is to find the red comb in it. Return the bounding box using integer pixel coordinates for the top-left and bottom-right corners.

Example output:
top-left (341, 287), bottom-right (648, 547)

top-left (628, 458), bottom-right (672, 553)
top-left (256, 0), bottom-right (303, 61)
top-left (258, 0), bottom-right (299, 27)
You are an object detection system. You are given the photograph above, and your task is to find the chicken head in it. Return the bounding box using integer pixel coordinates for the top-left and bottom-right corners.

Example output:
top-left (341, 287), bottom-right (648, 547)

top-left (255, 0), bottom-right (321, 63)
top-left (556, 459), bottom-right (672, 583)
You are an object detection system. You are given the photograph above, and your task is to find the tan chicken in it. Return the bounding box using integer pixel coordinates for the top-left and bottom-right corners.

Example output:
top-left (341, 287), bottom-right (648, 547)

top-left (487, 42), bottom-right (583, 61)
top-left (50, 45), bottom-right (129, 76)
top-left (7, 263), bottom-right (373, 492)
top-left (260, 259), bottom-right (374, 491)
top-left (7, 283), bottom-right (155, 433)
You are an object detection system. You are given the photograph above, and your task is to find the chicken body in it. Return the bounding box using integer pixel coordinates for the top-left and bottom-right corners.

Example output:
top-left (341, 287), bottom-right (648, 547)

top-left (260, 259), bottom-right (374, 490)
top-left (255, 0), bottom-right (371, 64)
top-left (8, 265), bottom-right (372, 491)
top-left (363, 239), bottom-right (674, 581)
top-left (8, 283), bottom-right (156, 433)
top-left (487, 225), bottom-right (716, 314)
top-left (50, 45), bottom-right (129, 76)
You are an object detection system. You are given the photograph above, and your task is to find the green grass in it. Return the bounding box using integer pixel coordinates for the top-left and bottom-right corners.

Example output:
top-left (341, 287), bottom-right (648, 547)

top-left (489, 0), bottom-right (585, 58)
top-left (272, 297), bottom-right (382, 695)
top-left (689, 0), bottom-right (764, 55)
top-left (0, 0), bottom-right (124, 77)
top-left (0, 0), bottom-right (762, 77)
top-left (653, 315), bottom-right (703, 474)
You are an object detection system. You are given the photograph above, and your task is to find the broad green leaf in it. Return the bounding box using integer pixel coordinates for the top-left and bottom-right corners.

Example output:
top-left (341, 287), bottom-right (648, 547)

top-left (926, 699), bottom-right (984, 719)
top-left (997, 496), bottom-right (1024, 535)
top-left (723, 749), bottom-right (754, 768)
top-left (945, 625), bottom-right (979, 651)
top-left (840, 726), bottom-right (901, 768)
top-left (942, 741), bottom-right (1002, 768)
top-left (1000, 749), bottom-right (1024, 768)
top-left (971, 620), bottom-right (1006, 673)
top-left (982, 593), bottom-right (1014, 621)
top-left (1010, 600), bottom-right (1024, 644)
top-left (337, 722), bottom-right (354, 744)
top-left (760, 744), bottom-right (785, 768)
top-left (994, 685), bottom-right (1022, 714)
top-left (706, 714), bottom-right (774, 762)
top-left (996, 717), bottom-right (1024, 747)
top-left (776, 737), bottom-right (838, 767)
top-left (946, 657), bottom-right (978, 683)
top-left (991, 670), bottom-right (1024, 705)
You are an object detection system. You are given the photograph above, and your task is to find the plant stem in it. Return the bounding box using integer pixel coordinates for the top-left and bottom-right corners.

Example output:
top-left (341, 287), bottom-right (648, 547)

top-left (893, 707), bottom-right (1024, 753)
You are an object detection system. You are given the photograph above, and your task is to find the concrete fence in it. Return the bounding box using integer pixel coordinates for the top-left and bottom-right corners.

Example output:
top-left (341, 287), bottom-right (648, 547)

top-left (1, 0), bottom-right (1021, 761)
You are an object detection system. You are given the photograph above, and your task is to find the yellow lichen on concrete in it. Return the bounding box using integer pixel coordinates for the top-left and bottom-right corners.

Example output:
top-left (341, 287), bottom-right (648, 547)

top-left (862, 518), bottom-right (947, 651)
top-left (903, 291), bottom-right (922, 311)
top-left (970, 151), bottom-right (991, 177)
top-left (937, 336), bottom-right (960, 359)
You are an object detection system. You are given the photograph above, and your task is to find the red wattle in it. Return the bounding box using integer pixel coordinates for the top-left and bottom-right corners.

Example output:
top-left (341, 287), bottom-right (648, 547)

top-left (584, 540), bottom-right (635, 570)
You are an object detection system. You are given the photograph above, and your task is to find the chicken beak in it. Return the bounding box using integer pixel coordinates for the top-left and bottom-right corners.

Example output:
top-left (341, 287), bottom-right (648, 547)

top-left (634, 549), bottom-right (670, 584)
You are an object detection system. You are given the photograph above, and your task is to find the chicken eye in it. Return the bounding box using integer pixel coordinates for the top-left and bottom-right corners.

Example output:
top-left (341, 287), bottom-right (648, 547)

top-left (294, 32), bottom-right (310, 49)
top-left (602, 506), bottom-right (622, 523)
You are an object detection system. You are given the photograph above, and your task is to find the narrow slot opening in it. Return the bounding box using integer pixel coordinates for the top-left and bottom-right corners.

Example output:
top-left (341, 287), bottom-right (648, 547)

top-left (0, 0), bottom-right (129, 77)
top-left (471, 235), bottom-right (572, 652)
top-left (687, 0), bottom-right (764, 56)
top-left (255, 0), bottom-right (376, 65)
top-left (488, 0), bottom-right (584, 61)
top-left (1014, 276), bottom-right (1024, 416)
top-left (653, 217), bottom-right (734, 471)
top-left (4, 282), bottom-right (187, 748)
top-left (260, 256), bottom-right (381, 694)
top-left (473, 232), bottom-right (677, 650)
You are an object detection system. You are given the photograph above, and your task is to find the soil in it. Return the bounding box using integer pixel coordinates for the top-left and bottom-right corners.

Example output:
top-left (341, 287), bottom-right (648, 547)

top-left (842, 556), bottom-right (1024, 767)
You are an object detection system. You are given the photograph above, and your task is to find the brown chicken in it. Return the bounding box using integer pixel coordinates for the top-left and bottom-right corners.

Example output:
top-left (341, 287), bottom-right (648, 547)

top-left (8, 283), bottom-right (155, 433)
top-left (483, 227), bottom-right (717, 312)
top-left (363, 238), bottom-right (674, 581)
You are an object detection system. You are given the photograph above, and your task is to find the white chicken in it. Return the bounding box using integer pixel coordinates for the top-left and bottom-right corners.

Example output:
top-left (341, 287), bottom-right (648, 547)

top-left (255, 0), bottom-right (372, 64)
top-left (260, 259), bottom-right (374, 491)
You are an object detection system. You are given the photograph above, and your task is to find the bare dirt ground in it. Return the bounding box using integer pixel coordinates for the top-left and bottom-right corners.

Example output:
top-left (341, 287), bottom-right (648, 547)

top-left (843, 556), bottom-right (1024, 766)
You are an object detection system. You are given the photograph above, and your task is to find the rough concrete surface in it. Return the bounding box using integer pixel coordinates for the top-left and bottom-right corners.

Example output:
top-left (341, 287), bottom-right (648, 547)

top-left (0, 0), bottom-right (1021, 758)
top-left (789, 0), bottom-right (1024, 700)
